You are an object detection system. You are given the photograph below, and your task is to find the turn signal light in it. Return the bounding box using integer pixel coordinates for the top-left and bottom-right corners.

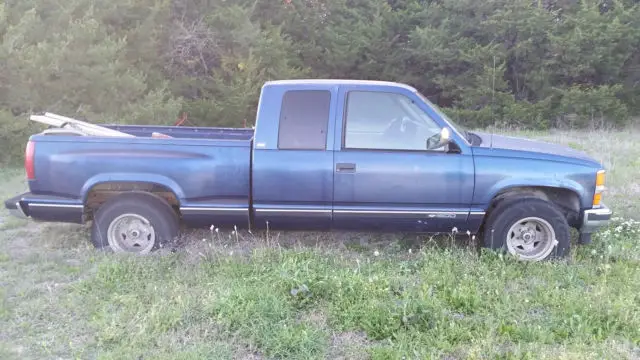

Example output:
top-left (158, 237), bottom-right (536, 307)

top-left (596, 170), bottom-right (606, 187)
top-left (593, 192), bottom-right (602, 207)
top-left (592, 170), bottom-right (606, 207)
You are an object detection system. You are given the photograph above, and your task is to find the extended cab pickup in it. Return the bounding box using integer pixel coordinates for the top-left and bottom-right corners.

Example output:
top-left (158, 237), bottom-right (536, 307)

top-left (4, 79), bottom-right (612, 261)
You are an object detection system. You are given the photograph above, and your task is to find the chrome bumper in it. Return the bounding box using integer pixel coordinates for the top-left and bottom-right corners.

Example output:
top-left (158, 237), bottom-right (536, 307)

top-left (5, 192), bottom-right (85, 224)
top-left (4, 193), bottom-right (29, 220)
top-left (581, 204), bottom-right (613, 233)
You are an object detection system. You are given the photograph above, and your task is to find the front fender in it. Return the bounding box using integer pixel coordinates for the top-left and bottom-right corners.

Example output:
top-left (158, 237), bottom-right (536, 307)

top-left (484, 178), bottom-right (584, 204)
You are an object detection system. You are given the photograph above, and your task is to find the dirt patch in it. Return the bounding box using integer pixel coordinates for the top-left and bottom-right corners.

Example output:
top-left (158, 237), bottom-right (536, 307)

top-left (1, 227), bottom-right (42, 260)
top-left (329, 331), bottom-right (371, 360)
top-left (295, 308), bottom-right (372, 359)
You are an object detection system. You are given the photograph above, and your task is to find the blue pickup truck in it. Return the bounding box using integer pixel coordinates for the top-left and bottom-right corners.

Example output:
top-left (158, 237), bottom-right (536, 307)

top-left (4, 79), bottom-right (612, 261)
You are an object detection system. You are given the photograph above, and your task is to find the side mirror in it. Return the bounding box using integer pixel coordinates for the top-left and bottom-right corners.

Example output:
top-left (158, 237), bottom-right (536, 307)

top-left (439, 127), bottom-right (451, 145)
top-left (426, 127), bottom-right (451, 150)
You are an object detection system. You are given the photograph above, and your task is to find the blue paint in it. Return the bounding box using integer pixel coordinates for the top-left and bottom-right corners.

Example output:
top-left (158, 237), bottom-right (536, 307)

top-left (4, 79), bottom-right (609, 237)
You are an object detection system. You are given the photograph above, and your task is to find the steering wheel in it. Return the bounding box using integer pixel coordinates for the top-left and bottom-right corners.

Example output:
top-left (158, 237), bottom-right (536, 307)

top-left (382, 117), bottom-right (433, 148)
top-left (382, 117), bottom-right (402, 136)
top-left (384, 116), bottom-right (417, 134)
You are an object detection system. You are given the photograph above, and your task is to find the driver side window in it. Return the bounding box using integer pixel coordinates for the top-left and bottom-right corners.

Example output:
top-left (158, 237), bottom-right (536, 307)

top-left (343, 91), bottom-right (441, 151)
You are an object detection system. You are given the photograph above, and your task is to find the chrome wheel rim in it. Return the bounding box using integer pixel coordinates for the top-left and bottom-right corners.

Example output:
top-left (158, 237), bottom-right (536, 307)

top-left (107, 213), bottom-right (156, 254)
top-left (506, 217), bottom-right (557, 261)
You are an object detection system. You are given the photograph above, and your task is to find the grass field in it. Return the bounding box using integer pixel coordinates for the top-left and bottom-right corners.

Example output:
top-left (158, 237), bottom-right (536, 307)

top-left (1, 129), bottom-right (639, 359)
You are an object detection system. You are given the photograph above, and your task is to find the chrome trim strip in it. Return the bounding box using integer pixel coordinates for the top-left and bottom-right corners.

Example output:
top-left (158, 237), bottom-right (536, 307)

top-left (16, 202), bottom-right (27, 217)
top-left (28, 203), bottom-right (84, 209)
top-left (180, 207), bottom-right (247, 212)
top-left (181, 207), bottom-right (478, 216)
top-left (334, 210), bottom-right (469, 215)
top-left (256, 208), bottom-right (331, 213)
top-left (181, 206), bottom-right (480, 215)
top-left (584, 206), bottom-right (612, 217)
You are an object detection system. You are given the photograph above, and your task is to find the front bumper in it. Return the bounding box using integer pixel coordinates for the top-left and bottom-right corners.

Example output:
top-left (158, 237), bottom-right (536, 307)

top-left (581, 204), bottom-right (613, 233)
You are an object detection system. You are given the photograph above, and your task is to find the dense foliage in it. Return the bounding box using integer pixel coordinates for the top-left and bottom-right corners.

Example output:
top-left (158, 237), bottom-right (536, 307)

top-left (1, 0), bottom-right (639, 163)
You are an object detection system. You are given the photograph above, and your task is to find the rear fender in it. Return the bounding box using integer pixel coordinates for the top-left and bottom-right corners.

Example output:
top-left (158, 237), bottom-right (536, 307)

top-left (80, 173), bottom-right (186, 204)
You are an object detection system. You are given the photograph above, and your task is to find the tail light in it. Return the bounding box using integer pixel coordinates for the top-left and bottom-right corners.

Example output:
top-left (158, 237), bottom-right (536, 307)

top-left (25, 140), bottom-right (35, 180)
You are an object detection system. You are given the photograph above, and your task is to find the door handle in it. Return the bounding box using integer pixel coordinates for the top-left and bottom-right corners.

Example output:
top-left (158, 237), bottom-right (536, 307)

top-left (336, 163), bottom-right (356, 172)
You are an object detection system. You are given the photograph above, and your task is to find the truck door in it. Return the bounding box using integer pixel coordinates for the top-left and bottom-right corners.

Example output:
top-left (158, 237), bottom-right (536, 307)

top-left (331, 86), bottom-right (478, 233)
top-left (251, 84), bottom-right (338, 231)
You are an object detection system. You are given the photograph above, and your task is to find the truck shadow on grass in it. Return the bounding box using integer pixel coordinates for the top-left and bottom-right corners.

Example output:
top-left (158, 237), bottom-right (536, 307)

top-left (1, 218), bottom-right (483, 261)
top-left (157, 225), bottom-right (596, 265)
top-left (25, 222), bottom-right (585, 262)
top-left (7, 220), bottom-right (593, 264)
top-left (167, 225), bottom-right (481, 260)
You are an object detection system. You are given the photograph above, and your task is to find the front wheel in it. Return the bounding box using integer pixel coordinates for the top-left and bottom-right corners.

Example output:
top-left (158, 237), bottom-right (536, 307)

top-left (90, 192), bottom-right (180, 254)
top-left (481, 198), bottom-right (570, 261)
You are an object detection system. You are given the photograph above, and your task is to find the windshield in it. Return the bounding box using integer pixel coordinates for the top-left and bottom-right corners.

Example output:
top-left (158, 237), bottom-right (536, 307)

top-left (397, 94), bottom-right (442, 135)
top-left (415, 91), bottom-right (470, 144)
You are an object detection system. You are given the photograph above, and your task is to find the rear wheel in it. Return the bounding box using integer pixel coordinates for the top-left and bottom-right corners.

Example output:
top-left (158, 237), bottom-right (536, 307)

top-left (481, 198), bottom-right (570, 261)
top-left (90, 192), bottom-right (179, 254)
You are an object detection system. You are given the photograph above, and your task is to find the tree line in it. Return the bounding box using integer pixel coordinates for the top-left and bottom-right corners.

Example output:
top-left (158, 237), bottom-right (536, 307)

top-left (1, 0), bottom-right (639, 163)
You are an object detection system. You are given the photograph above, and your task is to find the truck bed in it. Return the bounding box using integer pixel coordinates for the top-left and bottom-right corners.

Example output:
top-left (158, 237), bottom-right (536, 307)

top-left (23, 130), bottom-right (253, 227)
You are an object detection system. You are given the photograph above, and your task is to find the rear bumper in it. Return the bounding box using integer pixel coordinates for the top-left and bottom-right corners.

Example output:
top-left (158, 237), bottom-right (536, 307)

top-left (4, 192), bottom-right (85, 224)
top-left (4, 195), bottom-right (28, 219)
top-left (580, 204), bottom-right (613, 234)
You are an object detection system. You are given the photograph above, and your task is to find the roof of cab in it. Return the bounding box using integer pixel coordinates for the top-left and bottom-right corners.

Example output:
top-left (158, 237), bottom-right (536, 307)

top-left (264, 79), bottom-right (417, 92)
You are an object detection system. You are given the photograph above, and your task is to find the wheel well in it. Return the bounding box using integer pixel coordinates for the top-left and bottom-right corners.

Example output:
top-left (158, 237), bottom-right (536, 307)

top-left (85, 182), bottom-right (180, 221)
top-left (486, 186), bottom-right (581, 228)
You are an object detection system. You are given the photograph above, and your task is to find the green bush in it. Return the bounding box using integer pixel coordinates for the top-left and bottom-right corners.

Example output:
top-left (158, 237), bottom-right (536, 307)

top-left (0, 111), bottom-right (40, 166)
top-left (1, 0), bottom-right (639, 161)
top-left (554, 85), bottom-right (630, 129)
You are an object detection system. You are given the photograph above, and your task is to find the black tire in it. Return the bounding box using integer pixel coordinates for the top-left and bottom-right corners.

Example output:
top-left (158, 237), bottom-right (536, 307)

top-left (481, 197), bottom-right (570, 261)
top-left (90, 192), bottom-right (180, 254)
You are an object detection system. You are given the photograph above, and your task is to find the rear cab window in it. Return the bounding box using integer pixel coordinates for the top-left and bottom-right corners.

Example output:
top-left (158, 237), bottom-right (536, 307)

top-left (278, 90), bottom-right (331, 150)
